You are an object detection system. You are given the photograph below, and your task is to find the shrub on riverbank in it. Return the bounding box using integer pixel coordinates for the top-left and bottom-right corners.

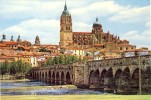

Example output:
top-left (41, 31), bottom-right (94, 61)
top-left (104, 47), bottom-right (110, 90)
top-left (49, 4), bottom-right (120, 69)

top-left (0, 60), bottom-right (32, 80)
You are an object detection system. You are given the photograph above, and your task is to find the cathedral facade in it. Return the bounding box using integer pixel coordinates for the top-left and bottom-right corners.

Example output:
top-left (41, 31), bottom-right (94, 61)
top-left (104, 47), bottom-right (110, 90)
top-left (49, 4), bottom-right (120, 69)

top-left (59, 3), bottom-right (136, 52)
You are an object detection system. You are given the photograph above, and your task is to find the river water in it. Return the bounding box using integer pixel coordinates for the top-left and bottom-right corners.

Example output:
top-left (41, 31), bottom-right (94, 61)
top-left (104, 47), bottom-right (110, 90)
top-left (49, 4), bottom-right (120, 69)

top-left (0, 81), bottom-right (106, 95)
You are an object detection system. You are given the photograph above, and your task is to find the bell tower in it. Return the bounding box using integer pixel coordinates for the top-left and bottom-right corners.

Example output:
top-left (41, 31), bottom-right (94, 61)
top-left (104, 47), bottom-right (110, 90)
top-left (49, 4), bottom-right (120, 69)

top-left (59, 2), bottom-right (73, 48)
top-left (92, 17), bottom-right (103, 44)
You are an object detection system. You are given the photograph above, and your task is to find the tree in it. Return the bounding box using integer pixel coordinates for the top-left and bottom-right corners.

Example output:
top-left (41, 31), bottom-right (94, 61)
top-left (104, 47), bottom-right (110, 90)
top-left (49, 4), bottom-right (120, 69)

top-left (10, 60), bottom-right (18, 76)
top-left (46, 58), bottom-right (53, 66)
top-left (71, 55), bottom-right (79, 62)
top-left (24, 63), bottom-right (31, 74)
top-left (17, 60), bottom-right (25, 75)
top-left (59, 55), bottom-right (65, 64)
top-left (39, 48), bottom-right (47, 52)
top-left (66, 55), bottom-right (72, 64)
top-left (54, 56), bottom-right (60, 64)
top-left (0, 60), bottom-right (10, 79)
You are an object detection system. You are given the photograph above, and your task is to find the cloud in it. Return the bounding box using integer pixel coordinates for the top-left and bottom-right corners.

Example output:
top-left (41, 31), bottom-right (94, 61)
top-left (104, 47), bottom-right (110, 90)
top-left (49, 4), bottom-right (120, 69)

top-left (73, 22), bottom-right (91, 32)
top-left (120, 26), bottom-right (151, 49)
top-left (70, 1), bottom-right (127, 23)
top-left (110, 6), bottom-right (150, 23)
top-left (1, 19), bottom-right (60, 44)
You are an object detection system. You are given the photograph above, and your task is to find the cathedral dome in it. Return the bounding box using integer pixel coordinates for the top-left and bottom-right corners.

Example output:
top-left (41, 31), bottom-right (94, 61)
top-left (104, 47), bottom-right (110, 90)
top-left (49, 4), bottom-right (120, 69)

top-left (93, 17), bottom-right (102, 27)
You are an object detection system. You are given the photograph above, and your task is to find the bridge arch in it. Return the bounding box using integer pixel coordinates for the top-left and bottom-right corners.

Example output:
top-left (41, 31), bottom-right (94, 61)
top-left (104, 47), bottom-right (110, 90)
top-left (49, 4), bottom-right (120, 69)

top-left (104, 67), bottom-right (114, 88)
top-left (131, 68), bottom-right (139, 90)
top-left (56, 71), bottom-right (60, 85)
top-left (39, 71), bottom-right (41, 81)
top-left (45, 71), bottom-right (48, 82)
top-left (49, 70), bottom-right (51, 83)
top-left (119, 67), bottom-right (131, 91)
top-left (61, 71), bottom-right (65, 85)
top-left (114, 69), bottom-right (122, 88)
top-left (100, 69), bottom-right (107, 86)
top-left (66, 71), bottom-right (71, 84)
top-left (42, 71), bottom-right (45, 81)
top-left (89, 70), bottom-right (94, 85)
top-left (52, 71), bottom-right (55, 84)
top-left (142, 67), bottom-right (151, 91)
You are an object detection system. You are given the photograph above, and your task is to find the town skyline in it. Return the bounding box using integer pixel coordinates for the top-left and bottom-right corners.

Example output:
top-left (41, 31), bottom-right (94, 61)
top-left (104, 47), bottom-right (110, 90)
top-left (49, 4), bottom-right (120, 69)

top-left (0, 0), bottom-right (150, 49)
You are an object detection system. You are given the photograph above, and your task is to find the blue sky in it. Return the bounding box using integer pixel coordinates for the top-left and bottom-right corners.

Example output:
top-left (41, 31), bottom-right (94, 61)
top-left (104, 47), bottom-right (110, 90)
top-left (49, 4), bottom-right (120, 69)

top-left (0, 0), bottom-right (150, 49)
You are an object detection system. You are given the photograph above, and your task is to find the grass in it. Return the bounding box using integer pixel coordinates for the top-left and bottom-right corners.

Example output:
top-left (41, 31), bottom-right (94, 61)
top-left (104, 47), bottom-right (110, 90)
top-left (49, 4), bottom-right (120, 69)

top-left (1, 95), bottom-right (151, 100)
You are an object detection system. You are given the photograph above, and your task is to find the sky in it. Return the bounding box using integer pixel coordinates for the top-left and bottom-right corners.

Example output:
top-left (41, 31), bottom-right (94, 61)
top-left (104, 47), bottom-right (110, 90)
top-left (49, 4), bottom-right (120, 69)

top-left (0, 0), bottom-right (150, 49)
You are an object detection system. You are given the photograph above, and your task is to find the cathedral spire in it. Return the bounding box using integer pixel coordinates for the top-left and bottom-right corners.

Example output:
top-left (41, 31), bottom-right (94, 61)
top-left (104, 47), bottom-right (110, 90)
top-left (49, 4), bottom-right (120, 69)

top-left (64, 1), bottom-right (67, 11)
top-left (1, 34), bottom-right (6, 41)
top-left (96, 17), bottom-right (98, 22)
top-left (10, 35), bottom-right (14, 41)
top-left (62, 1), bottom-right (70, 15)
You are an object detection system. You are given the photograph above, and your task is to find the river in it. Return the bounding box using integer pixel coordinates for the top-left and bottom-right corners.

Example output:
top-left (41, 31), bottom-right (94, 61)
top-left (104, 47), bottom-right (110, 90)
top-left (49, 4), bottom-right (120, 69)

top-left (0, 80), bottom-right (107, 95)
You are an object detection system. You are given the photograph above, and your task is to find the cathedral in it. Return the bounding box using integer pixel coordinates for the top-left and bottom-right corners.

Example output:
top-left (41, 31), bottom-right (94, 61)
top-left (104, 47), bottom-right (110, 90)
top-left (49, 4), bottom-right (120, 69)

top-left (59, 2), bottom-right (136, 52)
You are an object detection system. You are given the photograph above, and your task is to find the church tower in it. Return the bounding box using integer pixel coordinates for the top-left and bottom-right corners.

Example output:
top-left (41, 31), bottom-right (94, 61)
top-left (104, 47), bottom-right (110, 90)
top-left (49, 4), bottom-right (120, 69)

top-left (59, 2), bottom-right (73, 48)
top-left (10, 35), bottom-right (14, 41)
top-left (92, 17), bottom-right (103, 44)
top-left (35, 35), bottom-right (40, 45)
top-left (1, 34), bottom-right (6, 41)
top-left (17, 35), bottom-right (22, 43)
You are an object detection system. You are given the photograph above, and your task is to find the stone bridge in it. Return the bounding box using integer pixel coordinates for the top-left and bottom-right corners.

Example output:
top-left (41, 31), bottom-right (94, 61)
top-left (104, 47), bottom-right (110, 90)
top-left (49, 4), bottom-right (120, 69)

top-left (30, 55), bottom-right (151, 92)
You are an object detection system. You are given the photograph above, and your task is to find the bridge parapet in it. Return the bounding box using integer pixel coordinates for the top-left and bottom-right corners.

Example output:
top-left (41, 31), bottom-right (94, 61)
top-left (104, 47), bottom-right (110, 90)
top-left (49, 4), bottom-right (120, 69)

top-left (87, 55), bottom-right (151, 67)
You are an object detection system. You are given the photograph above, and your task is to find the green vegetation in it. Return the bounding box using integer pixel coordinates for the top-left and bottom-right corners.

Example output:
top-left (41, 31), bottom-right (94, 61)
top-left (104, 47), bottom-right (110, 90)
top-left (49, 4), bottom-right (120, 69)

top-left (0, 60), bottom-right (32, 79)
top-left (44, 55), bottom-right (86, 67)
top-left (39, 48), bottom-right (51, 52)
top-left (1, 95), bottom-right (151, 100)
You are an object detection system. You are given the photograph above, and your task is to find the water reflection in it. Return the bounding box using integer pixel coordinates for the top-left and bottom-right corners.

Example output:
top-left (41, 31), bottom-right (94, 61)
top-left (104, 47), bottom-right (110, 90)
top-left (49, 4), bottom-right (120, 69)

top-left (0, 81), bottom-right (105, 95)
top-left (1, 81), bottom-right (50, 89)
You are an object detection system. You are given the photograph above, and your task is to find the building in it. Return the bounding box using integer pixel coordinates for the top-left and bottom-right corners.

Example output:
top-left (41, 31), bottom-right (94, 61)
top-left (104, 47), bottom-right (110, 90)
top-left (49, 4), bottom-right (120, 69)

top-left (59, 3), bottom-right (136, 53)
top-left (59, 2), bottom-right (73, 48)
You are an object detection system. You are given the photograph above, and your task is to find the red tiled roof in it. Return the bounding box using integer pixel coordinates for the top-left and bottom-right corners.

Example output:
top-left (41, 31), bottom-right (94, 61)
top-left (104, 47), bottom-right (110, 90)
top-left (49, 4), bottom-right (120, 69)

top-left (2, 41), bottom-right (18, 45)
top-left (18, 45), bottom-right (30, 50)
top-left (0, 43), bottom-right (7, 47)
top-left (83, 56), bottom-right (93, 59)
top-left (73, 32), bottom-right (91, 34)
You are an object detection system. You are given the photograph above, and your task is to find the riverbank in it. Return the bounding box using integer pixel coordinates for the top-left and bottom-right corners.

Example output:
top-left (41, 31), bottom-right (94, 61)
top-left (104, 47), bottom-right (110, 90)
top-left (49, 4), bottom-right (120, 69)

top-left (1, 95), bottom-right (151, 100)
top-left (1, 85), bottom-right (77, 92)
top-left (0, 79), bottom-right (31, 83)
top-left (1, 79), bottom-right (77, 91)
